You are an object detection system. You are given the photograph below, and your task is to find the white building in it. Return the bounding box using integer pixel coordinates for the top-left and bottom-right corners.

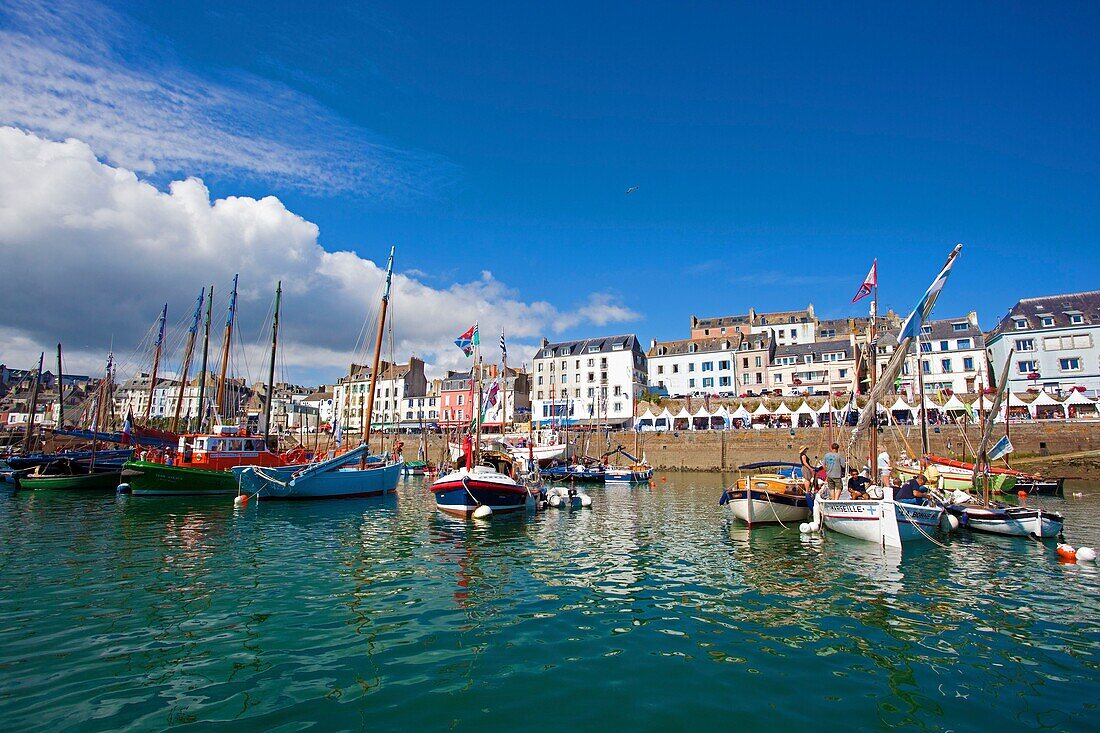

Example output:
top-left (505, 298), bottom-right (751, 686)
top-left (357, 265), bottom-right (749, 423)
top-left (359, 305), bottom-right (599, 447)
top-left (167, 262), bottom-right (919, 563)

top-left (896, 313), bottom-right (988, 395)
top-left (333, 357), bottom-right (428, 432)
top-left (986, 291), bottom-right (1100, 396)
top-left (302, 389), bottom-right (336, 426)
top-left (531, 334), bottom-right (647, 428)
top-left (647, 337), bottom-right (739, 397)
top-left (768, 341), bottom-right (857, 396)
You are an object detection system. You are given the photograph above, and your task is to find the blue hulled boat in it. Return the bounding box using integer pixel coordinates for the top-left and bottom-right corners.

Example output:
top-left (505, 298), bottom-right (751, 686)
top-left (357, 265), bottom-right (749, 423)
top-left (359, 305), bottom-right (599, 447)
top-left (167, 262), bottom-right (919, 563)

top-left (231, 444), bottom-right (401, 500)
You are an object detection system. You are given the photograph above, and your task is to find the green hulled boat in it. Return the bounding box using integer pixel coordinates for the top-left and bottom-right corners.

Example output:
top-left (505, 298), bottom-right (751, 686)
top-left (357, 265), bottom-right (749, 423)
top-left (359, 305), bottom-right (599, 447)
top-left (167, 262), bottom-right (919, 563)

top-left (121, 460), bottom-right (241, 496)
top-left (18, 468), bottom-right (123, 491)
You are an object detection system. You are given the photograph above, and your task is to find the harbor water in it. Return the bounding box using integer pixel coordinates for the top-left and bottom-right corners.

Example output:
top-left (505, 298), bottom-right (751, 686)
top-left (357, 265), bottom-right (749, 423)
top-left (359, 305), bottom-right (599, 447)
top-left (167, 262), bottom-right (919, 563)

top-left (1, 474), bottom-right (1097, 732)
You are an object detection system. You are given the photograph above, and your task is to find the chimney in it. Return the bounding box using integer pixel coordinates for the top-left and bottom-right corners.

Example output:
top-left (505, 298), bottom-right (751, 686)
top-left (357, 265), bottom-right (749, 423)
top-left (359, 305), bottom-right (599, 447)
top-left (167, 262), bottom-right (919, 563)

top-left (540, 337), bottom-right (549, 349)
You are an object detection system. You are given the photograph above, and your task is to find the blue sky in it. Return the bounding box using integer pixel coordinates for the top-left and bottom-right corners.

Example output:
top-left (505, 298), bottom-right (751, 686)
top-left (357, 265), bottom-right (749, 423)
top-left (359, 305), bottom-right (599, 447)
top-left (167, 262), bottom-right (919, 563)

top-left (1, 1), bottom-right (1098, 381)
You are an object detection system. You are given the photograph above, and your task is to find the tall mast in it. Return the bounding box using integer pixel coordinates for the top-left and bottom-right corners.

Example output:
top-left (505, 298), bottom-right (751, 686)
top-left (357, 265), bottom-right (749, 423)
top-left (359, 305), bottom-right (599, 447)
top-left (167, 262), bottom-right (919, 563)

top-left (869, 279), bottom-right (878, 473)
top-left (263, 281), bottom-right (282, 445)
top-left (916, 330), bottom-right (929, 455)
top-left (215, 274), bottom-right (239, 422)
top-left (195, 285), bottom-right (214, 432)
top-left (23, 352), bottom-right (44, 453)
top-left (144, 304), bottom-right (167, 424)
top-left (172, 289), bottom-right (205, 431)
top-left (475, 344), bottom-right (484, 467)
top-left (501, 327), bottom-right (508, 435)
top-left (363, 247), bottom-right (394, 453)
top-left (56, 342), bottom-right (65, 429)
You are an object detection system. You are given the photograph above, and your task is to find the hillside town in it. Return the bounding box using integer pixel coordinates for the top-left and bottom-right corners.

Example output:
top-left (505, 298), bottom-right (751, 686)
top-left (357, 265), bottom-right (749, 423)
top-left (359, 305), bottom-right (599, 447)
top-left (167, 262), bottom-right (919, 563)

top-left (3, 289), bottom-right (1099, 437)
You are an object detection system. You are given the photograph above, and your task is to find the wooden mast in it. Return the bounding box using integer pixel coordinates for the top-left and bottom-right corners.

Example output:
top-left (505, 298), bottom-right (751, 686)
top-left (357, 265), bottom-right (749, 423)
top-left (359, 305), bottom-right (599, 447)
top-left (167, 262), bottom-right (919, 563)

top-left (143, 304), bottom-right (167, 425)
top-left (194, 286), bottom-right (214, 432)
top-left (916, 330), bottom-right (929, 455)
top-left (363, 247), bottom-right (394, 453)
top-left (263, 281), bottom-right (282, 445)
top-left (172, 289), bottom-right (205, 432)
top-left (501, 327), bottom-right (508, 436)
top-left (56, 343), bottom-right (65, 430)
top-left (215, 274), bottom-right (239, 423)
top-left (869, 278), bottom-right (878, 477)
top-left (22, 352), bottom-right (44, 453)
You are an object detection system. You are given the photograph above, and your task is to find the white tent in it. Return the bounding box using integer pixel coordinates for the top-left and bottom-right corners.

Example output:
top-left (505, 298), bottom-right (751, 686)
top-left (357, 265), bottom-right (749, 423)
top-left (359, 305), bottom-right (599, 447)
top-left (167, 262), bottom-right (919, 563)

top-left (1030, 390), bottom-right (1066, 419)
top-left (1065, 390), bottom-right (1099, 417)
top-left (654, 408), bottom-right (674, 431)
top-left (691, 405), bottom-right (712, 430)
top-left (633, 407), bottom-right (656, 431)
top-left (815, 399), bottom-right (836, 414)
top-left (888, 396), bottom-right (913, 413)
top-left (673, 406), bottom-right (693, 429)
top-left (752, 402), bottom-right (772, 416)
top-left (793, 401), bottom-right (817, 427)
top-left (731, 403), bottom-right (752, 427)
top-left (977, 395), bottom-right (995, 412)
top-left (941, 394), bottom-right (968, 412)
top-left (773, 402), bottom-right (793, 415)
top-left (709, 404), bottom-right (731, 429)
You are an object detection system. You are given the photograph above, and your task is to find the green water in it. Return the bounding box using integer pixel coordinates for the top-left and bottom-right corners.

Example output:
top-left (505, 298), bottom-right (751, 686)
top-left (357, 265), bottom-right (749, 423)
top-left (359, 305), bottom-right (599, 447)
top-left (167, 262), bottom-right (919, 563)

top-left (1, 474), bottom-right (1098, 732)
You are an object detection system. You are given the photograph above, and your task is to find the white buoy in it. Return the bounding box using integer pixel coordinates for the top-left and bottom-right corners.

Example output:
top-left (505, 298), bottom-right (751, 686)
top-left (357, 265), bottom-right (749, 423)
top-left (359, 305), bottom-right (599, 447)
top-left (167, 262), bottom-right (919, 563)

top-left (116, 483), bottom-right (131, 494)
top-left (580, 494), bottom-right (592, 508)
top-left (1076, 546), bottom-right (1097, 562)
top-left (234, 495), bottom-right (246, 507)
top-left (472, 504), bottom-right (493, 519)
top-left (799, 523), bottom-right (811, 534)
top-left (549, 494), bottom-right (562, 508)
top-left (940, 514), bottom-right (960, 532)
top-left (809, 521), bottom-right (821, 533)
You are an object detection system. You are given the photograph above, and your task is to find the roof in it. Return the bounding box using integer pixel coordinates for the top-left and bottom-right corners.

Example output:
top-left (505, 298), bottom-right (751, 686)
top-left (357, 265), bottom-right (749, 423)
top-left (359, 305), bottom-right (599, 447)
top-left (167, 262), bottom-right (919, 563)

top-left (692, 305), bottom-right (815, 330)
top-left (987, 290), bottom-right (1100, 341)
top-left (648, 336), bottom-right (738, 358)
top-left (773, 341), bottom-right (854, 360)
top-left (345, 359), bottom-right (413, 382)
top-left (532, 334), bottom-right (641, 360)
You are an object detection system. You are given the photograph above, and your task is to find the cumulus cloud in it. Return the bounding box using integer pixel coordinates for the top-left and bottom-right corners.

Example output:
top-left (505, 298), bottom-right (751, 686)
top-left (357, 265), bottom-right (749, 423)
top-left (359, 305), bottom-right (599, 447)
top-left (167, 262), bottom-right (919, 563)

top-left (0, 0), bottom-right (448, 198)
top-left (0, 128), bottom-right (639, 384)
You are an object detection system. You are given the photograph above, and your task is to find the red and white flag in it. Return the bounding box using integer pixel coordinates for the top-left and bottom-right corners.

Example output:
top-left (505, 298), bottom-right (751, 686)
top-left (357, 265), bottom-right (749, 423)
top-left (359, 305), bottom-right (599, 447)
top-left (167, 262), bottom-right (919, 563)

top-left (851, 259), bottom-right (877, 303)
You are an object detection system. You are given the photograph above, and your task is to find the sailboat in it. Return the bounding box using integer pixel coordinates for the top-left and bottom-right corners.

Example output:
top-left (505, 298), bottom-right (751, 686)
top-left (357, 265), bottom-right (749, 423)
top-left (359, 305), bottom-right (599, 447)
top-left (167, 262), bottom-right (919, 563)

top-left (121, 278), bottom-right (307, 497)
top-left (431, 324), bottom-right (536, 518)
top-left (719, 461), bottom-right (811, 525)
top-left (817, 247), bottom-right (960, 549)
top-left (231, 248), bottom-right (403, 500)
top-left (941, 351), bottom-right (1064, 538)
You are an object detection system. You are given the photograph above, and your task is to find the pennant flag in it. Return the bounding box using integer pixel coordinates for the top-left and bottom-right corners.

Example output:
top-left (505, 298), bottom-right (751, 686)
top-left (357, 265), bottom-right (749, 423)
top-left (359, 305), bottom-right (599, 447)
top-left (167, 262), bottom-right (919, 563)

top-left (500, 328), bottom-right (507, 360)
top-left (333, 416), bottom-right (343, 447)
top-left (988, 435), bottom-right (1014, 461)
top-left (482, 379), bottom-right (501, 419)
top-left (454, 323), bottom-right (479, 357)
top-left (963, 400), bottom-right (974, 418)
top-left (851, 259), bottom-right (877, 303)
top-left (120, 407), bottom-right (133, 445)
top-left (898, 245), bottom-right (962, 342)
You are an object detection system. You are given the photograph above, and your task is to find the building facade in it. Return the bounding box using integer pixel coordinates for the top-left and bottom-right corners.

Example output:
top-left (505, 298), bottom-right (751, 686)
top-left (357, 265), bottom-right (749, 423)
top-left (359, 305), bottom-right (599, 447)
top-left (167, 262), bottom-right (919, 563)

top-left (531, 334), bottom-right (647, 427)
top-left (646, 337), bottom-right (739, 398)
top-left (893, 313), bottom-right (988, 395)
top-left (986, 291), bottom-right (1100, 396)
top-left (332, 357), bottom-right (428, 432)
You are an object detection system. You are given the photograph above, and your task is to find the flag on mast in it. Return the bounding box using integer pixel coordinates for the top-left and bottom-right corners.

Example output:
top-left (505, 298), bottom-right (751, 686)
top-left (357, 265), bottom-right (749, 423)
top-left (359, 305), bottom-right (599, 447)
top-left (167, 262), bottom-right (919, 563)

top-left (852, 260), bottom-right (877, 303)
top-left (455, 323), bottom-right (479, 357)
top-left (988, 435), bottom-right (1014, 461)
top-left (120, 408), bottom-right (133, 445)
top-left (500, 327), bottom-right (507, 360)
top-left (898, 245), bottom-right (962, 342)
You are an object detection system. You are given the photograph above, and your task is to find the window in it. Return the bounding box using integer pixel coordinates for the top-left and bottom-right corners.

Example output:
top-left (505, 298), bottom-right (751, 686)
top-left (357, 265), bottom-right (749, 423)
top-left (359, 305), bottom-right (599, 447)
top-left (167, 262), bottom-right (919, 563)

top-left (920, 342), bottom-right (932, 353)
top-left (702, 377), bottom-right (714, 388)
top-left (755, 356), bottom-right (762, 368)
top-left (742, 374), bottom-right (750, 385)
top-left (559, 349), bottom-right (569, 357)
top-left (587, 387), bottom-right (595, 398)
top-left (613, 386), bottom-right (622, 396)
top-left (952, 322), bottom-right (968, 332)
top-left (657, 365), bottom-right (664, 375)
top-left (561, 361), bottom-right (567, 370)
top-left (921, 360), bottom-right (931, 374)
top-left (742, 357), bottom-right (749, 369)
top-left (614, 402), bottom-right (622, 412)
top-left (543, 350), bottom-right (553, 358)
top-left (1059, 357), bottom-right (1082, 371)
top-left (921, 325), bottom-right (932, 334)
top-left (719, 376), bottom-right (731, 387)
top-left (963, 357), bottom-right (974, 371)
top-left (941, 359), bottom-right (952, 373)
top-left (612, 342), bottom-right (625, 351)
top-left (804, 354), bottom-right (814, 364)
top-left (1014, 319), bottom-right (1028, 329)
top-left (701, 361), bottom-right (714, 371)
top-left (1017, 360), bottom-right (1038, 374)
top-left (688, 379), bottom-right (696, 388)
top-left (457, 395), bottom-right (464, 405)
top-left (1040, 316), bottom-right (1055, 327)
top-left (718, 360), bottom-right (730, 370)
top-left (1015, 338), bottom-right (1035, 352)
top-left (587, 372), bottom-right (595, 382)
top-left (755, 373), bottom-right (763, 384)
top-left (838, 369), bottom-right (848, 378)
top-left (672, 364), bottom-right (679, 374)
top-left (774, 374), bottom-right (783, 383)
top-left (820, 329), bottom-right (836, 338)
top-left (688, 363), bottom-right (695, 372)
top-left (561, 375), bottom-right (567, 384)
top-left (902, 363), bottom-right (910, 375)
top-left (537, 376), bottom-right (543, 385)
top-left (457, 409), bottom-right (464, 420)
top-left (938, 340), bottom-right (949, 352)
top-left (1069, 314), bottom-right (1084, 324)
top-left (1045, 334), bottom-right (1092, 350)
top-left (588, 345), bottom-right (599, 353)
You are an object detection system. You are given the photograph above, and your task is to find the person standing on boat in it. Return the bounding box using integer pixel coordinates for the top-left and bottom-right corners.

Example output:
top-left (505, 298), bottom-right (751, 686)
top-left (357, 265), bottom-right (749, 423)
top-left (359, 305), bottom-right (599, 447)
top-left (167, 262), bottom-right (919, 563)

top-left (919, 457), bottom-right (941, 489)
top-left (823, 443), bottom-right (845, 499)
top-left (799, 446), bottom-right (816, 493)
top-left (877, 449), bottom-right (891, 486)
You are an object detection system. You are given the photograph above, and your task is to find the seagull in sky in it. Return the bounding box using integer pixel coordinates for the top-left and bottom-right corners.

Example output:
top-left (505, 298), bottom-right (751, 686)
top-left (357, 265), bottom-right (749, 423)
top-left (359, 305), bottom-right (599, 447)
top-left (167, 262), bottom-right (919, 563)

top-left (625, 186), bottom-right (638, 194)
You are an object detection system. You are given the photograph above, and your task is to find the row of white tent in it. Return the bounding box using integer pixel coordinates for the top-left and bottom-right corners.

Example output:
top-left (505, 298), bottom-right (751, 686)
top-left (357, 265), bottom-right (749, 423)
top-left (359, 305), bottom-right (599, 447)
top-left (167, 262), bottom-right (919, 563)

top-left (634, 391), bottom-right (1098, 431)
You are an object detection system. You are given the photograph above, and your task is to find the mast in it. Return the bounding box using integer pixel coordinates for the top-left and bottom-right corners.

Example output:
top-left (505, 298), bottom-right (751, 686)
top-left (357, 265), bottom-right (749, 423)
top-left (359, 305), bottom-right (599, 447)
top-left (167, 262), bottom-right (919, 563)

top-left (22, 352), bottom-right (44, 453)
top-left (56, 343), bottom-right (65, 429)
top-left (363, 247), bottom-right (394, 453)
top-left (868, 281), bottom-right (878, 473)
top-left (501, 327), bottom-right (508, 436)
top-left (475, 344), bottom-right (484, 467)
top-left (971, 350), bottom-right (1015, 506)
top-left (215, 274), bottom-right (239, 422)
top-left (916, 330), bottom-right (929, 455)
top-left (195, 286), bottom-right (214, 432)
top-left (143, 304), bottom-right (167, 424)
top-left (263, 281), bottom-right (282, 445)
top-left (172, 289), bottom-right (205, 431)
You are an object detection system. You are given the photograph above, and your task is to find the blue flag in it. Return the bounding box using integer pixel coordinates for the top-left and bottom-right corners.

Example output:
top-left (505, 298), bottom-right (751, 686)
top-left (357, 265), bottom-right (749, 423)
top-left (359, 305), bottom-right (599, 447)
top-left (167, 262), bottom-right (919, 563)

top-left (988, 435), bottom-right (1014, 461)
top-left (898, 245), bottom-right (962, 342)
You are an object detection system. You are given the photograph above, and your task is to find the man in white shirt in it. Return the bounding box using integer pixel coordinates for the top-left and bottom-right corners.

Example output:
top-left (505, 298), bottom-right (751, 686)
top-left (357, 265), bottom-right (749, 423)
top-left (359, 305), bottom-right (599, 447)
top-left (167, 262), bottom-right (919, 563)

top-left (877, 450), bottom-right (891, 486)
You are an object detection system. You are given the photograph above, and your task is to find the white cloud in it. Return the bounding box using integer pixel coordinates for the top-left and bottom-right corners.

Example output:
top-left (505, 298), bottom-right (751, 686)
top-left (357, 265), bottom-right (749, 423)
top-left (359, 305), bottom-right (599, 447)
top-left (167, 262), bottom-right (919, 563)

top-left (0, 0), bottom-right (448, 198)
top-left (0, 128), bottom-right (639, 384)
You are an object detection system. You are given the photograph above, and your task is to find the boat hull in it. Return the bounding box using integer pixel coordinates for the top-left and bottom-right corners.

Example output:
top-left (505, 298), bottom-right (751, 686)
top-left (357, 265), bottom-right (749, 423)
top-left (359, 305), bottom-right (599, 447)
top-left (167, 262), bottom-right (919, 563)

top-left (726, 489), bottom-right (810, 524)
top-left (7, 449), bottom-right (132, 471)
top-left (897, 463), bottom-right (1016, 493)
top-left (122, 461), bottom-right (239, 496)
top-left (232, 461), bottom-right (401, 499)
top-left (946, 504), bottom-right (1064, 538)
top-left (820, 498), bottom-right (944, 546)
top-left (431, 470), bottom-right (532, 517)
top-left (18, 470), bottom-right (123, 491)
top-left (604, 466), bottom-right (654, 483)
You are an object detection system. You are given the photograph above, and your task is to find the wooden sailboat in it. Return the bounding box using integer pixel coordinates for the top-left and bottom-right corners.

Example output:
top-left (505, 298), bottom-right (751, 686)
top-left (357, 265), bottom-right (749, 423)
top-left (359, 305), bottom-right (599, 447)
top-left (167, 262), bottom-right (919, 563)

top-left (232, 250), bottom-right (403, 500)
